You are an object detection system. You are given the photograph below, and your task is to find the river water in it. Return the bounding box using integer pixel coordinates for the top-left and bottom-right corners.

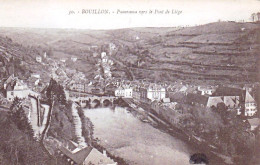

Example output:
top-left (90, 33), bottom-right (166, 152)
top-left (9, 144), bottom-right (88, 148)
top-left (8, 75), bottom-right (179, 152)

top-left (84, 106), bottom-right (192, 165)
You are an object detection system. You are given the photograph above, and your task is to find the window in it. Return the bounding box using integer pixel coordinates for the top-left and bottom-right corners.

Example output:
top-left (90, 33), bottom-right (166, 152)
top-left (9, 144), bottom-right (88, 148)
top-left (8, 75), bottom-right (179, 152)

top-left (11, 92), bottom-right (14, 95)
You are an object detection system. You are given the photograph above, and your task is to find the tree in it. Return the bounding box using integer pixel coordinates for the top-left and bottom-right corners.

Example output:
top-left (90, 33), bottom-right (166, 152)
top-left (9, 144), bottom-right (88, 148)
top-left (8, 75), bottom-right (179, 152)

top-left (8, 97), bottom-right (34, 138)
top-left (251, 13), bottom-right (257, 22)
top-left (46, 78), bottom-right (66, 104)
top-left (251, 12), bottom-right (260, 22)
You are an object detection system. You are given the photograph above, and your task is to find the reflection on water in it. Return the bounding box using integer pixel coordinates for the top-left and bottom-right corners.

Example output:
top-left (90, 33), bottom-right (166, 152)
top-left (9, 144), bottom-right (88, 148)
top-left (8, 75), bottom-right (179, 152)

top-left (84, 106), bottom-right (192, 165)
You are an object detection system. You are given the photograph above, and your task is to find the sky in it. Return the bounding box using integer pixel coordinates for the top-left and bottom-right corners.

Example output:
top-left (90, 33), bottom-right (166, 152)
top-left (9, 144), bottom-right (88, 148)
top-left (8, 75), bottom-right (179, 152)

top-left (0, 0), bottom-right (259, 29)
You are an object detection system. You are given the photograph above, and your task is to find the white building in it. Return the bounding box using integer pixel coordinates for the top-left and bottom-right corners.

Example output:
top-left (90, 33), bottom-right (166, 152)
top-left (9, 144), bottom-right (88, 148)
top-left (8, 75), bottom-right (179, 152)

top-left (109, 43), bottom-right (116, 51)
top-left (31, 74), bottom-right (40, 79)
top-left (101, 52), bottom-right (107, 58)
top-left (36, 56), bottom-right (42, 63)
top-left (71, 57), bottom-right (78, 62)
top-left (245, 90), bottom-right (257, 116)
top-left (102, 56), bottom-right (108, 63)
top-left (115, 86), bottom-right (125, 97)
top-left (60, 58), bottom-right (67, 63)
top-left (114, 86), bottom-right (133, 98)
top-left (6, 80), bottom-right (30, 101)
top-left (124, 88), bottom-right (133, 98)
top-left (198, 86), bottom-right (216, 95)
top-left (147, 84), bottom-right (166, 101)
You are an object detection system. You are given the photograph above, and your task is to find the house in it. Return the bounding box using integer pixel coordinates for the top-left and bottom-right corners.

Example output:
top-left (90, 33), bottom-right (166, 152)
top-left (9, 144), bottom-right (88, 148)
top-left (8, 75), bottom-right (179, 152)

top-left (31, 74), bottom-right (40, 79)
top-left (162, 98), bottom-right (170, 104)
top-left (108, 59), bottom-right (114, 65)
top-left (3, 74), bottom-right (15, 90)
top-left (198, 86), bottom-right (216, 95)
top-left (102, 56), bottom-right (109, 63)
top-left (6, 79), bottom-right (30, 101)
top-left (36, 56), bottom-right (42, 63)
top-left (146, 84), bottom-right (166, 101)
top-left (115, 86), bottom-right (125, 97)
top-left (101, 52), bottom-right (107, 58)
top-left (132, 87), bottom-right (141, 100)
top-left (70, 83), bottom-right (85, 92)
top-left (114, 85), bottom-right (133, 98)
top-left (124, 87), bottom-right (133, 98)
top-left (58, 146), bottom-right (117, 165)
top-left (60, 58), bottom-right (67, 63)
top-left (71, 57), bottom-right (78, 62)
top-left (179, 86), bottom-right (188, 93)
top-left (245, 90), bottom-right (257, 116)
top-left (109, 43), bottom-right (116, 51)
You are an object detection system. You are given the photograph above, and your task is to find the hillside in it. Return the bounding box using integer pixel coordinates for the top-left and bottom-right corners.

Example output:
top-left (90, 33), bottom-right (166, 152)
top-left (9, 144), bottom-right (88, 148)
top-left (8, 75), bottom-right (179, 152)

top-left (0, 36), bottom-right (51, 81)
top-left (0, 21), bottom-right (259, 84)
top-left (111, 22), bottom-right (260, 84)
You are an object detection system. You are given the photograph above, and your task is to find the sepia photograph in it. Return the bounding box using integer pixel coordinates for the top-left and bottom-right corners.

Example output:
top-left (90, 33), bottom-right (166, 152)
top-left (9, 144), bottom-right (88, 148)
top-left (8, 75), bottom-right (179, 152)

top-left (0, 0), bottom-right (259, 164)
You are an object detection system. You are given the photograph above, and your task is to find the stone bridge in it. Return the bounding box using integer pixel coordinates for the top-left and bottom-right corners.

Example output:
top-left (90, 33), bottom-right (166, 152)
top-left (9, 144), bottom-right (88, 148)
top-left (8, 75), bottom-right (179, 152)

top-left (71, 95), bottom-right (117, 108)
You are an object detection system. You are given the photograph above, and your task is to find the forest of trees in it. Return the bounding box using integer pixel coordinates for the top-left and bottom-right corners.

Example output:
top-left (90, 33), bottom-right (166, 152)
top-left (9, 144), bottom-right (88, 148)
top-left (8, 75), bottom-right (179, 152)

top-left (0, 98), bottom-right (53, 164)
top-left (178, 103), bottom-right (255, 164)
top-left (251, 12), bottom-right (260, 22)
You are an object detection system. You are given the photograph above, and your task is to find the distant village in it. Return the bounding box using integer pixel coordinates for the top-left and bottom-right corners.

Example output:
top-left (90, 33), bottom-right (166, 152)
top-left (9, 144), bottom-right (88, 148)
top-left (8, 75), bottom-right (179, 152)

top-left (0, 42), bottom-right (259, 164)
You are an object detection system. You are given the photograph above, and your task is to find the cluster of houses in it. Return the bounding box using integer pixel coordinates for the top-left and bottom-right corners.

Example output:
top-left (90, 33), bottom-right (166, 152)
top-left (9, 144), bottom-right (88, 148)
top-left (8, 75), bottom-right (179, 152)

top-left (113, 81), bottom-right (258, 118)
top-left (112, 81), bottom-right (259, 133)
top-left (98, 52), bottom-right (114, 79)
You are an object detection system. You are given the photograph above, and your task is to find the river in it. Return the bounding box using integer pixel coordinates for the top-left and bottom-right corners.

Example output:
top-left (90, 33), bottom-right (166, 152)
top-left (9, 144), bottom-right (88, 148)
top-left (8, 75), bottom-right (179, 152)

top-left (84, 106), bottom-right (193, 165)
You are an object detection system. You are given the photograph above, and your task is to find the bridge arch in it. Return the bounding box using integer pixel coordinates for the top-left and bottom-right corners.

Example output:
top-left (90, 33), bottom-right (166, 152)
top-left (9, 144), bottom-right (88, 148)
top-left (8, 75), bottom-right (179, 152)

top-left (103, 99), bottom-right (112, 107)
top-left (92, 99), bottom-right (101, 108)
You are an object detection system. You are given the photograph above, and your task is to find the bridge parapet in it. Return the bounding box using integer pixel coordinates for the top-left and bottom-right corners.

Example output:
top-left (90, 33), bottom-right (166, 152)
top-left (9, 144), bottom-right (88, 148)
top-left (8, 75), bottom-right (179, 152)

top-left (71, 95), bottom-right (117, 107)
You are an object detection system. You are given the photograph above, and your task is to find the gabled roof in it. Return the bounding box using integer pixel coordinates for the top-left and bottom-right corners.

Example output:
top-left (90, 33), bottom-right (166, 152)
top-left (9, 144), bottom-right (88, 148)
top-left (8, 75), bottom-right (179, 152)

top-left (245, 90), bottom-right (255, 103)
top-left (84, 148), bottom-right (115, 165)
top-left (59, 146), bottom-right (116, 165)
top-left (179, 86), bottom-right (188, 92)
top-left (59, 146), bottom-right (92, 164)
top-left (4, 74), bottom-right (15, 85)
top-left (207, 96), bottom-right (223, 107)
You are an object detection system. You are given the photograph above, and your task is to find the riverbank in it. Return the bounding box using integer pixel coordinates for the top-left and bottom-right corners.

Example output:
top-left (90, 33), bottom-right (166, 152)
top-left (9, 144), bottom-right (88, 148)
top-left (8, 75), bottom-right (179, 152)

top-left (123, 98), bottom-right (231, 165)
top-left (84, 106), bottom-right (193, 165)
top-left (82, 107), bottom-right (129, 165)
